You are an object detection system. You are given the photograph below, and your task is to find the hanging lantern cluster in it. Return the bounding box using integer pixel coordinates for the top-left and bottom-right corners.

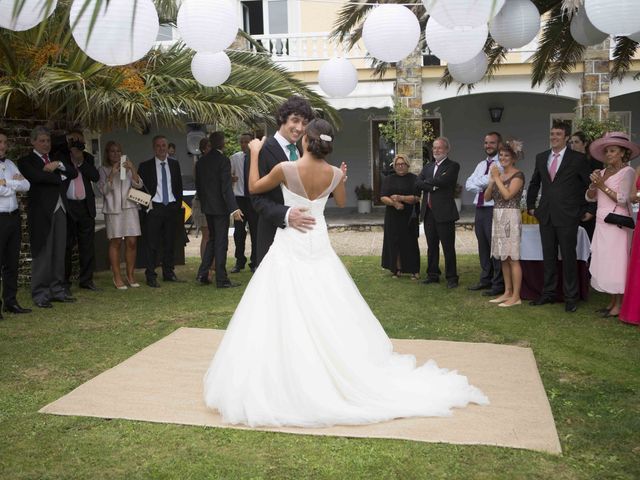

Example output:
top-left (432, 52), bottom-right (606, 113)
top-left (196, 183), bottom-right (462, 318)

top-left (0, 0), bottom-right (57, 31)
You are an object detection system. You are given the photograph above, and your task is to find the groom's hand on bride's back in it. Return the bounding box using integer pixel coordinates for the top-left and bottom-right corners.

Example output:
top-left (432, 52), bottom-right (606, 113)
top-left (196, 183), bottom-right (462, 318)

top-left (288, 207), bottom-right (316, 233)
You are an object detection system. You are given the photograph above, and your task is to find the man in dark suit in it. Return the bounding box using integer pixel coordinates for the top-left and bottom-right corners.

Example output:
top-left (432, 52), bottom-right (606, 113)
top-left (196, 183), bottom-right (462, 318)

top-left (229, 133), bottom-right (258, 273)
top-left (416, 137), bottom-right (460, 288)
top-left (55, 130), bottom-right (100, 293)
top-left (252, 96), bottom-right (316, 266)
top-left (527, 123), bottom-right (591, 313)
top-left (18, 126), bottom-right (78, 308)
top-left (138, 135), bottom-right (183, 287)
top-left (195, 131), bottom-right (243, 288)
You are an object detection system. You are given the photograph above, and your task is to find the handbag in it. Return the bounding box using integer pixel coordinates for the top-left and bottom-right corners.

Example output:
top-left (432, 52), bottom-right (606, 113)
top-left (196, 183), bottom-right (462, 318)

top-left (127, 188), bottom-right (152, 207)
top-left (604, 205), bottom-right (635, 229)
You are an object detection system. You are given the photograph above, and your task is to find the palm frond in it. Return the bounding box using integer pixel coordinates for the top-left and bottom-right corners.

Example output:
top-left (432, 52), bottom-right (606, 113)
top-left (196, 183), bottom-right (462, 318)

top-left (611, 37), bottom-right (638, 81)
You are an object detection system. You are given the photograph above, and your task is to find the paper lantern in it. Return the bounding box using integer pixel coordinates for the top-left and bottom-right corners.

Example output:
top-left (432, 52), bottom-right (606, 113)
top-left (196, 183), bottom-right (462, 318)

top-left (177, 0), bottom-right (238, 53)
top-left (422, 0), bottom-right (505, 28)
top-left (191, 51), bottom-right (231, 87)
top-left (628, 31), bottom-right (640, 43)
top-left (584, 0), bottom-right (640, 36)
top-left (448, 51), bottom-right (488, 84)
top-left (0, 0), bottom-right (57, 31)
top-left (362, 5), bottom-right (420, 63)
top-left (570, 7), bottom-right (608, 46)
top-left (318, 57), bottom-right (358, 98)
top-left (70, 0), bottom-right (159, 66)
top-left (490, 0), bottom-right (540, 49)
top-left (425, 17), bottom-right (488, 64)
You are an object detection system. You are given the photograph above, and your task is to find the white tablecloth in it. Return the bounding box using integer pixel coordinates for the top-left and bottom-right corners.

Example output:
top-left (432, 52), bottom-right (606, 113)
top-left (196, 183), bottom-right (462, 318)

top-left (520, 225), bottom-right (591, 262)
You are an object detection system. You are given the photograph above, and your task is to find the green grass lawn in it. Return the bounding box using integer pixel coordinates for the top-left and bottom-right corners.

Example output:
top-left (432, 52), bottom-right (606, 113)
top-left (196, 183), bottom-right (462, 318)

top-left (1, 255), bottom-right (638, 479)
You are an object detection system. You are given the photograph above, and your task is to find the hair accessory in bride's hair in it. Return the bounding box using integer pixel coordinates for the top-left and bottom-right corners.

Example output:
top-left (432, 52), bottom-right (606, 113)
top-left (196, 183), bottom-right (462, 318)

top-left (319, 134), bottom-right (332, 142)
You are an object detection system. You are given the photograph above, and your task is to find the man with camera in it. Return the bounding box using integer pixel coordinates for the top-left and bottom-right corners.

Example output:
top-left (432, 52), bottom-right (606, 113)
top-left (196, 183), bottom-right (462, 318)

top-left (55, 130), bottom-right (100, 293)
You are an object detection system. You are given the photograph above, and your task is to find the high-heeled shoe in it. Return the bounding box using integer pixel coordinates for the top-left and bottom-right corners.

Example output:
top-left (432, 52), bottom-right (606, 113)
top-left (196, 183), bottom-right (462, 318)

top-left (113, 279), bottom-right (128, 290)
top-left (127, 278), bottom-right (140, 288)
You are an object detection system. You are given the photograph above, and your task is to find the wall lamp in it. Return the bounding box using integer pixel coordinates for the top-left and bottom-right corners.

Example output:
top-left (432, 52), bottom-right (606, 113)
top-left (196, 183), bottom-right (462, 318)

top-left (489, 107), bottom-right (504, 123)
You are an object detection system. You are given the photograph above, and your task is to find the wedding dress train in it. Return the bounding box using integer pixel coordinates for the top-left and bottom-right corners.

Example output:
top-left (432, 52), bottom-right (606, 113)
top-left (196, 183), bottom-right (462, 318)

top-left (203, 162), bottom-right (488, 427)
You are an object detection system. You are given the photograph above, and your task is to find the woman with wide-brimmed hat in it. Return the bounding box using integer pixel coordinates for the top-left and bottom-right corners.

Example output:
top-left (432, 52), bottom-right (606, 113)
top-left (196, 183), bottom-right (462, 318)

top-left (587, 132), bottom-right (640, 318)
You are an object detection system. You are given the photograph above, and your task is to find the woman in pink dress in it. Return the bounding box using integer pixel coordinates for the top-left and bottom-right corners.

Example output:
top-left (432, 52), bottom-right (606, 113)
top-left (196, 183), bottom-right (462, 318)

top-left (587, 132), bottom-right (640, 318)
top-left (620, 165), bottom-right (640, 325)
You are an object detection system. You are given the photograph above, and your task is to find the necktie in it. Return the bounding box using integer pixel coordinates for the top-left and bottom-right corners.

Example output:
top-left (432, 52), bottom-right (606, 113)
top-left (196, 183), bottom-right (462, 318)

top-left (477, 159), bottom-right (492, 207)
top-left (161, 162), bottom-right (169, 205)
top-left (74, 170), bottom-right (85, 200)
top-left (287, 144), bottom-right (298, 161)
top-left (42, 153), bottom-right (50, 164)
top-left (549, 153), bottom-right (559, 181)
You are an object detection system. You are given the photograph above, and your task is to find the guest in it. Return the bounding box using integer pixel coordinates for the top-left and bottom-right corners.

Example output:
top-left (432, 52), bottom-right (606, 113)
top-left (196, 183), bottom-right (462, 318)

top-left (229, 133), bottom-right (258, 273)
top-left (569, 131), bottom-right (599, 239)
top-left (59, 130), bottom-right (100, 293)
top-left (527, 123), bottom-right (591, 313)
top-left (416, 137), bottom-right (460, 288)
top-left (0, 131), bottom-right (31, 318)
top-left (379, 154), bottom-right (420, 279)
top-left (484, 141), bottom-right (525, 307)
top-left (586, 132), bottom-right (638, 318)
top-left (465, 132), bottom-right (504, 296)
top-left (98, 141), bottom-right (143, 290)
top-left (168, 142), bottom-right (177, 159)
top-left (138, 135), bottom-right (183, 287)
top-left (195, 131), bottom-right (243, 288)
top-left (192, 137), bottom-right (215, 284)
top-left (620, 162), bottom-right (640, 326)
top-left (18, 126), bottom-right (78, 308)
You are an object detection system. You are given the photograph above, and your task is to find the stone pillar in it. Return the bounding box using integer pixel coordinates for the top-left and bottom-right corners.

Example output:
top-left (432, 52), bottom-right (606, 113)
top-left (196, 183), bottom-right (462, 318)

top-left (395, 48), bottom-right (424, 174)
top-left (578, 40), bottom-right (610, 120)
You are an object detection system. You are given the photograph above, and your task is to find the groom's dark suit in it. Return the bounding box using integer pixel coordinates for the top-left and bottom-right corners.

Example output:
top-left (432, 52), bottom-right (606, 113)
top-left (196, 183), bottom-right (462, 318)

top-left (195, 148), bottom-right (238, 284)
top-left (527, 148), bottom-right (590, 302)
top-left (252, 136), bottom-right (298, 266)
top-left (416, 157), bottom-right (460, 284)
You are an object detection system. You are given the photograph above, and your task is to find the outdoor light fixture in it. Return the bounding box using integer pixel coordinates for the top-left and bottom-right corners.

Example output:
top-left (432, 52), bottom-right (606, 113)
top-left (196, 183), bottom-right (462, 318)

top-left (489, 107), bottom-right (504, 123)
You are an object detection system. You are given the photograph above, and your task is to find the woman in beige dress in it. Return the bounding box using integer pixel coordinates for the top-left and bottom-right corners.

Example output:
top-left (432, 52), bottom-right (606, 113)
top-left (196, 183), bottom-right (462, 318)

top-left (98, 141), bottom-right (144, 289)
top-left (484, 141), bottom-right (525, 307)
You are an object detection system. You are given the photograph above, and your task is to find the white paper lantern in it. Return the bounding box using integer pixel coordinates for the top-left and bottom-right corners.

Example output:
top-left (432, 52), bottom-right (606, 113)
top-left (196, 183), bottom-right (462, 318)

top-left (570, 7), bottom-right (608, 46)
top-left (425, 17), bottom-right (488, 64)
top-left (362, 5), bottom-right (420, 63)
top-left (585, 0), bottom-right (640, 37)
top-left (448, 51), bottom-right (488, 84)
top-left (318, 57), bottom-right (358, 98)
top-left (177, 0), bottom-right (238, 53)
top-left (0, 0), bottom-right (57, 31)
top-left (422, 0), bottom-right (505, 28)
top-left (627, 31), bottom-right (640, 43)
top-left (70, 0), bottom-right (159, 66)
top-left (191, 51), bottom-right (231, 87)
top-left (489, 0), bottom-right (540, 49)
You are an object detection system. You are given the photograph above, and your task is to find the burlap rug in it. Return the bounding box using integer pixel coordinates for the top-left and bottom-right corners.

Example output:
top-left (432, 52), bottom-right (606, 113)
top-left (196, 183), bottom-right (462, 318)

top-left (40, 327), bottom-right (561, 454)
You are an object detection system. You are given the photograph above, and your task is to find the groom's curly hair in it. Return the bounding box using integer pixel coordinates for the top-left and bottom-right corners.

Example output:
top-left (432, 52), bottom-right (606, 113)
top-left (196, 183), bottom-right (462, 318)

top-left (305, 119), bottom-right (334, 159)
top-left (276, 96), bottom-right (315, 126)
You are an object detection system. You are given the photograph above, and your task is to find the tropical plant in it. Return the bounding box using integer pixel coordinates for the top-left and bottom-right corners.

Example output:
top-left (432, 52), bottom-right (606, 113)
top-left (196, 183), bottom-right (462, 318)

top-left (0, 1), bottom-right (339, 132)
top-left (330, 0), bottom-right (639, 91)
top-left (354, 183), bottom-right (373, 201)
top-left (377, 101), bottom-right (435, 147)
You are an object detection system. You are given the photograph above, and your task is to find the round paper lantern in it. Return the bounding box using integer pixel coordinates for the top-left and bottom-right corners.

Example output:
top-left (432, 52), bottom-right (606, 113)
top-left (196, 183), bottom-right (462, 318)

top-left (448, 51), bottom-right (488, 84)
top-left (584, 0), bottom-right (640, 36)
top-left (191, 51), bottom-right (231, 87)
top-left (362, 5), bottom-right (420, 63)
top-left (422, 0), bottom-right (505, 28)
top-left (425, 17), bottom-right (488, 64)
top-left (627, 31), bottom-right (640, 43)
top-left (0, 0), bottom-right (57, 31)
top-left (177, 0), bottom-right (238, 53)
top-left (490, 0), bottom-right (540, 49)
top-left (570, 7), bottom-right (608, 46)
top-left (318, 57), bottom-right (358, 98)
top-left (70, 0), bottom-right (159, 66)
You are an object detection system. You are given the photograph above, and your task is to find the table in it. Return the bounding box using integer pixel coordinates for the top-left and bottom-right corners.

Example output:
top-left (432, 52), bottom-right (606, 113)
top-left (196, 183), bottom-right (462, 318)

top-left (519, 225), bottom-right (591, 301)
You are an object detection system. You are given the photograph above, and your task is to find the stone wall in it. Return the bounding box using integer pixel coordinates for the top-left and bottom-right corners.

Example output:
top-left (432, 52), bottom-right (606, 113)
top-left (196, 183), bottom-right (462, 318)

top-left (578, 40), bottom-right (610, 120)
top-left (395, 48), bottom-right (424, 175)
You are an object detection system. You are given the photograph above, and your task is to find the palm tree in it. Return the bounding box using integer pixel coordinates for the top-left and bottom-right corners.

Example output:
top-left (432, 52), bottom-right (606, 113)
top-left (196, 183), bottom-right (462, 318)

top-left (330, 0), bottom-right (638, 90)
top-left (0, 1), bottom-right (339, 132)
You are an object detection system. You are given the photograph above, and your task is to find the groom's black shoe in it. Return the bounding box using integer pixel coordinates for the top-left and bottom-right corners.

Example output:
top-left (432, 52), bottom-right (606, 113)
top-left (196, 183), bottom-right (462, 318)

top-left (529, 296), bottom-right (555, 306)
top-left (217, 280), bottom-right (240, 289)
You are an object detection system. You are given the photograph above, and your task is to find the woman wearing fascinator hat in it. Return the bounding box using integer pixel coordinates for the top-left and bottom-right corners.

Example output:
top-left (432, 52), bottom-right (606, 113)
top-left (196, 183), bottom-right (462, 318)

top-left (587, 132), bottom-right (640, 318)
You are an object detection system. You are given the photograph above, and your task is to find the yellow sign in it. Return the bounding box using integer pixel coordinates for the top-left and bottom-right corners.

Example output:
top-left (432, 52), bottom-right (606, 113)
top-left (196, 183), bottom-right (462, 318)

top-left (182, 201), bottom-right (192, 223)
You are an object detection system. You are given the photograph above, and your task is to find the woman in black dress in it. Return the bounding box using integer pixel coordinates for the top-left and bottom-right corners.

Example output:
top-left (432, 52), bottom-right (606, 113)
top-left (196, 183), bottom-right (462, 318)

top-left (380, 155), bottom-right (421, 279)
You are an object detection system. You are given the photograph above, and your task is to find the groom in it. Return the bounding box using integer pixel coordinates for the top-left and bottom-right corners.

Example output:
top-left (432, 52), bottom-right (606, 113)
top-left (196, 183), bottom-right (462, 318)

top-left (252, 96), bottom-right (316, 266)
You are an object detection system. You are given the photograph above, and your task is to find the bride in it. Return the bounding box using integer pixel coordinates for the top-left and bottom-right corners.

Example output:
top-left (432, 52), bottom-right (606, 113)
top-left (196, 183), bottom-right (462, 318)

top-left (203, 119), bottom-right (488, 427)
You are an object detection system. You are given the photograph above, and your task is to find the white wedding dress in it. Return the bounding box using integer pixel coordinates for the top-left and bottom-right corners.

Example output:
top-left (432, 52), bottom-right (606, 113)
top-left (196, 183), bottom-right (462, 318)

top-left (203, 162), bottom-right (488, 427)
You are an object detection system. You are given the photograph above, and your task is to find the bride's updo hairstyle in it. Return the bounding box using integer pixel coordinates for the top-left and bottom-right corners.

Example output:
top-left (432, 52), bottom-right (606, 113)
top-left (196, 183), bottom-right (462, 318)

top-left (305, 119), bottom-right (334, 159)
